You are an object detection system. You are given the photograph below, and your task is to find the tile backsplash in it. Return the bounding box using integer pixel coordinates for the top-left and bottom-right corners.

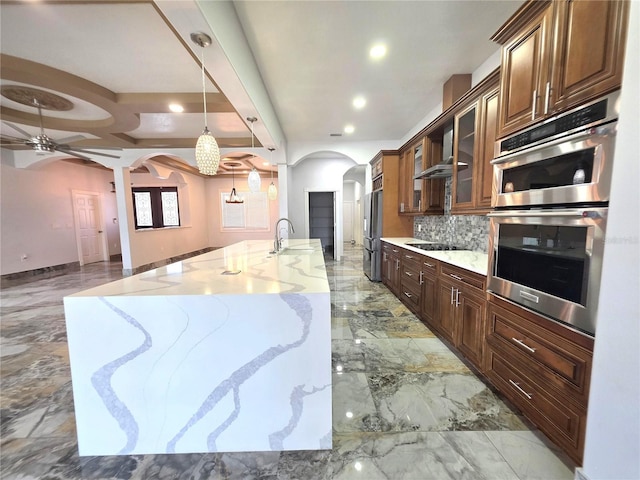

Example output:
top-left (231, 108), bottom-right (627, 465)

top-left (413, 179), bottom-right (490, 253)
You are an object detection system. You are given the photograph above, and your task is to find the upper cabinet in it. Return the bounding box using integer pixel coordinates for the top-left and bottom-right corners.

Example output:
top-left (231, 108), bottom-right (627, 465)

top-left (493, 0), bottom-right (629, 138)
top-left (451, 73), bottom-right (500, 214)
top-left (399, 137), bottom-right (444, 216)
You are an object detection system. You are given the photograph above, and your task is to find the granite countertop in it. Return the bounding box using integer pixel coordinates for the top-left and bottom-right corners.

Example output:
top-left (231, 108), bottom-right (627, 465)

top-left (381, 237), bottom-right (489, 276)
top-left (68, 239), bottom-right (330, 297)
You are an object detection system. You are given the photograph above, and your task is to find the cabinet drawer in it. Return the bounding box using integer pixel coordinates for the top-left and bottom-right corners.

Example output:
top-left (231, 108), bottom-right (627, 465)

top-left (420, 256), bottom-right (439, 277)
top-left (401, 264), bottom-right (421, 287)
top-left (400, 249), bottom-right (422, 271)
top-left (441, 264), bottom-right (485, 291)
top-left (487, 302), bottom-right (591, 405)
top-left (400, 275), bottom-right (421, 311)
top-left (486, 346), bottom-right (586, 464)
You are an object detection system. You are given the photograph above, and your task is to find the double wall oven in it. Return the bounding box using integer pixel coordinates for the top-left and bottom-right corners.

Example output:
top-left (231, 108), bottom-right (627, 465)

top-left (487, 91), bottom-right (620, 336)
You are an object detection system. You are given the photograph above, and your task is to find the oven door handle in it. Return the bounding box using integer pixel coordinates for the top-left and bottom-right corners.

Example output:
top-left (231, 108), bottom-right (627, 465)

top-left (487, 210), bottom-right (601, 219)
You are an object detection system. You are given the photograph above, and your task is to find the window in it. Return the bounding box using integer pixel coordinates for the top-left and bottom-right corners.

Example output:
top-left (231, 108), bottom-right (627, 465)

top-left (132, 187), bottom-right (180, 229)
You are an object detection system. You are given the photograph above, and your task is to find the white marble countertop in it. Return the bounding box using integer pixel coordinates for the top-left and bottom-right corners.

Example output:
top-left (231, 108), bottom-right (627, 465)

top-left (69, 239), bottom-right (329, 297)
top-left (381, 237), bottom-right (489, 276)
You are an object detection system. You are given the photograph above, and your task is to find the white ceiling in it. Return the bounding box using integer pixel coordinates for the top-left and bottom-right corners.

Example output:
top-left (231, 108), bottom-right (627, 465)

top-left (0, 0), bottom-right (523, 170)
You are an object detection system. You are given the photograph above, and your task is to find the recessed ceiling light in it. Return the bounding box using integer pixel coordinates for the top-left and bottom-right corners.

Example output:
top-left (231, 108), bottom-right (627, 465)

top-left (263, 161), bottom-right (270, 166)
top-left (353, 96), bottom-right (366, 109)
top-left (344, 124), bottom-right (355, 134)
top-left (169, 103), bottom-right (184, 113)
top-left (369, 43), bottom-right (387, 59)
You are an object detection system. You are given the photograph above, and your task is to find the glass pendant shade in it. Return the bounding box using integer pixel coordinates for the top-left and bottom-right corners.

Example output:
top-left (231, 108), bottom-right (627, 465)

top-left (248, 167), bottom-right (261, 193)
top-left (195, 127), bottom-right (220, 175)
top-left (267, 181), bottom-right (278, 200)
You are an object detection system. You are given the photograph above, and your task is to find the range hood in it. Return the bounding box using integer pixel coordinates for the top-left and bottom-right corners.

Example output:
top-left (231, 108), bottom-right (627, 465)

top-left (414, 156), bottom-right (454, 179)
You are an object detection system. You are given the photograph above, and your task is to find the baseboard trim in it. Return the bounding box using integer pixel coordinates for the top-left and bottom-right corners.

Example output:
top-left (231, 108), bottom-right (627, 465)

top-left (575, 468), bottom-right (590, 480)
top-left (1, 261), bottom-right (81, 288)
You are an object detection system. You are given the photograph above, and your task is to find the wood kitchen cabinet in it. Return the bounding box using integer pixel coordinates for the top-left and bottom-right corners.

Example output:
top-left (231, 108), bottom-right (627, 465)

top-left (370, 151), bottom-right (414, 237)
top-left (398, 249), bottom-right (423, 314)
top-left (436, 264), bottom-right (487, 369)
top-left (381, 242), bottom-right (401, 295)
top-left (419, 256), bottom-right (439, 327)
top-left (493, 0), bottom-right (629, 138)
top-left (451, 71), bottom-right (500, 214)
top-left (398, 137), bottom-right (445, 216)
top-left (485, 295), bottom-right (594, 464)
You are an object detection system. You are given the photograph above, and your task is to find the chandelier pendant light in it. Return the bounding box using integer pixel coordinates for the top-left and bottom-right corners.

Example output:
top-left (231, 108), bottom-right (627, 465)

top-left (191, 32), bottom-right (220, 175)
top-left (247, 117), bottom-right (261, 193)
top-left (225, 162), bottom-right (244, 204)
top-left (267, 147), bottom-right (278, 200)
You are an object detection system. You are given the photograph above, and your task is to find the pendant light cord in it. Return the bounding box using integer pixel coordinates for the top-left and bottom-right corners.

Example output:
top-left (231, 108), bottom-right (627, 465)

top-left (200, 49), bottom-right (208, 129)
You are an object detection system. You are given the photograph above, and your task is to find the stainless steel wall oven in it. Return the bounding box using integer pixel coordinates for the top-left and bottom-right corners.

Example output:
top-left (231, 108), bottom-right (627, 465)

top-left (487, 91), bottom-right (620, 336)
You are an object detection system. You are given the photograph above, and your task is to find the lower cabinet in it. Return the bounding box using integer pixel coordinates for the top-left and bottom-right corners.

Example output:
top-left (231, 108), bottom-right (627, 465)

top-left (484, 296), bottom-right (593, 465)
top-left (379, 242), bottom-right (593, 465)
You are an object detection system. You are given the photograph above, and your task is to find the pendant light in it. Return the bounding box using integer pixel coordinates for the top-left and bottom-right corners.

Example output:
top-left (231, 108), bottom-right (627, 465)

top-left (267, 147), bottom-right (278, 201)
top-left (246, 117), bottom-right (261, 193)
top-left (225, 162), bottom-right (244, 204)
top-left (191, 32), bottom-right (220, 175)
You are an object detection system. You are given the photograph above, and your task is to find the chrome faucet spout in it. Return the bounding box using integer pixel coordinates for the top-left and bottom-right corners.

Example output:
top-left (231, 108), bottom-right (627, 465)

top-left (274, 217), bottom-right (295, 252)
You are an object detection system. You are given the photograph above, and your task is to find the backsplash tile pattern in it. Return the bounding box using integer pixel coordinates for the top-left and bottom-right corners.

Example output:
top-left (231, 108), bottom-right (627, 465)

top-left (413, 179), bottom-right (490, 253)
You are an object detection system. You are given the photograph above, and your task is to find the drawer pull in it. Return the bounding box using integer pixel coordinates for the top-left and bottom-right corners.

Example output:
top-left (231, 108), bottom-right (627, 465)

top-left (419, 271), bottom-right (424, 285)
top-left (392, 249), bottom-right (399, 253)
top-left (450, 287), bottom-right (456, 305)
top-left (404, 292), bottom-right (413, 299)
top-left (449, 273), bottom-right (463, 281)
top-left (424, 262), bottom-right (435, 268)
top-left (405, 254), bottom-right (414, 259)
top-left (455, 289), bottom-right (461, 307)
top-left (511, 337), bottom-right (536, 354)
top-left (509, 379), bottom-right (533, 400)
top-left (405, 271), bottom-right (413, 277)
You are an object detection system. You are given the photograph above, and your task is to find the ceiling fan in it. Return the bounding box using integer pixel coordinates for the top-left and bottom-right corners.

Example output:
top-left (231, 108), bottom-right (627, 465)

top-left (0, 88), bottom-right (121, 162)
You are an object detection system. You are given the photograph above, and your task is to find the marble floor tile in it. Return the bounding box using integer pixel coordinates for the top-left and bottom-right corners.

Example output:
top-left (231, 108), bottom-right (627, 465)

top-left (485, 430), bottom-right (575, 480)
top-left (0, 243), bottom-right (576, 479)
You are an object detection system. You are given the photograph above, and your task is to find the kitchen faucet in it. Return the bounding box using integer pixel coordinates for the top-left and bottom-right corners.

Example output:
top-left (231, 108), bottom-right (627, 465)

top-left (272, 217), bottom-right (295, 253)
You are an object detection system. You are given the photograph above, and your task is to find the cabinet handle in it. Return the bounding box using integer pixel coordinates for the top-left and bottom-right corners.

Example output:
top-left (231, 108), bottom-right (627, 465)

top-left (424, 262), bottom-right (434, 268)
top-left (449, 273), bottom-right (463, 281)
top-left (455, 289), bottom-right (461, 307)
top-left (396, 260), bottom-right (400, 270)
top-left (509, 379), bottom-right (533, 400)
top-left (405, 271), bottom-right (413, 277)
top-left (383, 253), bottom-right (387, 261)
top-left (392, 249), bottom-right (399, 253)
top-left (511, 337), bottom-right (536, 354)
top-left (405, 254), bottom-right (414, 259)
top-left (450, 286), bottom-right (455, 305)
top-left (419, 271), bottom-right (424, 285)
top-left (531, 89), bottom-right (538, 120)
top-left (404, 292), bottom-right (413, 299)
top-left (544, 82), bottom-right (551, 115)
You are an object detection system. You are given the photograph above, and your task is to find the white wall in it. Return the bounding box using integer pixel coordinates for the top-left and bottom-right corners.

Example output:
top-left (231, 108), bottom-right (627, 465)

top-left (0, 160), bottom-right (119, 275)
top-left (288, 155), bottom-right (357, 259)
top-left (205, 176), bottom-right (280, 247)
top-left (125, 169), bottom-right (210, 269)
top-left (581, 3), bottom-right (640, 479)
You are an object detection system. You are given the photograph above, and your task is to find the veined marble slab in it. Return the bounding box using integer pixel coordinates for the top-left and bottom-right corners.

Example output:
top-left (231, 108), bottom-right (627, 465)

top-left (381, 237), bottom-right (489, 276)
top-left (63, 239), bottom-right (332, 456)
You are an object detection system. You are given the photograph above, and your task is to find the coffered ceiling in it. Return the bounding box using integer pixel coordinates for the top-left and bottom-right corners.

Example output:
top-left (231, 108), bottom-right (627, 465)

top-left (0, 0), bottom-right (522, 174)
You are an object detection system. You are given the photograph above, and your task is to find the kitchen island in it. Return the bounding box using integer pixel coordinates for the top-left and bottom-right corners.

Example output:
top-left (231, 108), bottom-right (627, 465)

top-left (63, 239), bottom-right (331, 456)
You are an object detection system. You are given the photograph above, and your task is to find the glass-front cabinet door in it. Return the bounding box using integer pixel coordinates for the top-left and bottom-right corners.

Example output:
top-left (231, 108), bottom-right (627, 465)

top-left (399, 138), bottom-right (426, 214)
top-left (452, 102), bottom-right (478, 210)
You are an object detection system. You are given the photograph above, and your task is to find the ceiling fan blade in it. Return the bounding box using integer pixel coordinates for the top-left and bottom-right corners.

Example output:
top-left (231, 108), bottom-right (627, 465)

top-left (53, 147), bottom-right (94, 161)
top-left (55, 135), bottom-right (87, 145)
top-left (56, 146), bottom-right (121, 159)
top-left (1, 134), bottom-right (29, 143)
top-left (2, 121), bottom-right (32, 139)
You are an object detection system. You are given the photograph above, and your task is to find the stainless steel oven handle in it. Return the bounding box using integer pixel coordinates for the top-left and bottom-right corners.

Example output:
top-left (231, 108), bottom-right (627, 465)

top-left (531, 89), bottom-right (537, 120)
top-left (519, 291), bottom-right (540, 303)
top-left (487, 210), bottom-right (589, 218)
top-left (544, 82), bottom-right (550, 115)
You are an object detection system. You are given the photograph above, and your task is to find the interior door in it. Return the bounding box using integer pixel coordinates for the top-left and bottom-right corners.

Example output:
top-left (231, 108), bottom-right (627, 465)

top-left (343, 200), bottom-right (354, 243)
top-left (73, 191), bottom-right (106, 265)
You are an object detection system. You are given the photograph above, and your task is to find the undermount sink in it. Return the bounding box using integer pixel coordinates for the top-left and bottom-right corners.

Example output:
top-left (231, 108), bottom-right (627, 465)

top-left (278, 247), bottom-right (315, 255)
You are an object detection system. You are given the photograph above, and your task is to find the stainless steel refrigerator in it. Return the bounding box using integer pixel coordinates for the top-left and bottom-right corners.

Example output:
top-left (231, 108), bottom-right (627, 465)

top-left (363, 191), bottom-right (383, 281)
